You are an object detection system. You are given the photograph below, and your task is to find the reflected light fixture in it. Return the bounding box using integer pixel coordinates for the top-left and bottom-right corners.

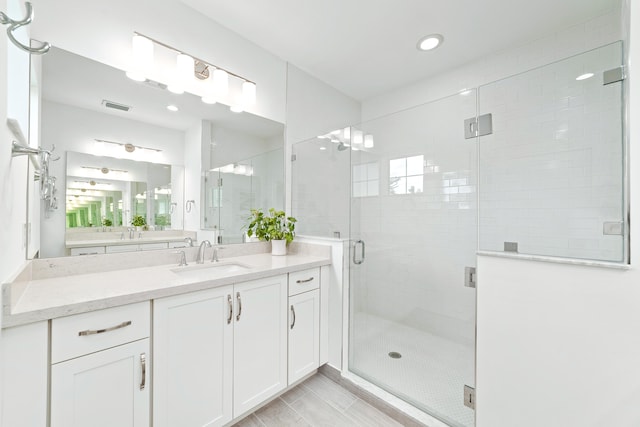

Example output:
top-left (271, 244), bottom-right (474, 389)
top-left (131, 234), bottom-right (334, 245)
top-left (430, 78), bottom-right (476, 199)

top-left (167, 105), bottom-right (179, 112)
top-left (364, 134), bottom-right (374, 148)
top-left (213, 68), bottom-right (229, 96)
top-left (576, 72), bottom-right (594, 81)
top-left (353, 129), bottom-right (364, 145)
top-left (126, 34), bottom-right (154, 81)
top-left (202, 75), bottom-right (217, 104)
top-left (417, 34), bottom-right (444, 51)
top-left (94, 138), bottom-right (162, 154)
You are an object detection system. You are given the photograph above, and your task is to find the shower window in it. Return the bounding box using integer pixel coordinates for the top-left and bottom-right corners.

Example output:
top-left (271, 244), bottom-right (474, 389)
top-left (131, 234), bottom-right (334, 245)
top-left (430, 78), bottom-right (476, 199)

top-left (352, 162), bottom-right (379, 197)
top-left (389, 155), bottom-right (424, 195)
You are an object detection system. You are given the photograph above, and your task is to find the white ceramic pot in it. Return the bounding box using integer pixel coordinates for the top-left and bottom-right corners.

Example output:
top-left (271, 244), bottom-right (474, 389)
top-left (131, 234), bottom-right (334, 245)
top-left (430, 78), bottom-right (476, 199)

top-left (271, 239), bottom-right (287, 256)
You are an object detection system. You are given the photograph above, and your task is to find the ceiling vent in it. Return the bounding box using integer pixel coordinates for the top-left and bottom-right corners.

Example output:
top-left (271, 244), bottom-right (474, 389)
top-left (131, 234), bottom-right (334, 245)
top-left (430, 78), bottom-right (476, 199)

top-left (101, 100), bottom-right (131, 112)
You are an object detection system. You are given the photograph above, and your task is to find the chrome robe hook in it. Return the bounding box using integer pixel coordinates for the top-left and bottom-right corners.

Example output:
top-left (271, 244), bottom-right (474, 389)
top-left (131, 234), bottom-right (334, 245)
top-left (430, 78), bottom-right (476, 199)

top-left (0, 2), bottom-right (50, 54)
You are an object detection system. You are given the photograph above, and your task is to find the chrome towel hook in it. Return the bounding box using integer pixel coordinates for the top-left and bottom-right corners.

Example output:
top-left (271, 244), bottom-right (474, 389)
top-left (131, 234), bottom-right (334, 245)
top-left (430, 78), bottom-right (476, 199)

top-left (0, 2), bottom-right (50, 54)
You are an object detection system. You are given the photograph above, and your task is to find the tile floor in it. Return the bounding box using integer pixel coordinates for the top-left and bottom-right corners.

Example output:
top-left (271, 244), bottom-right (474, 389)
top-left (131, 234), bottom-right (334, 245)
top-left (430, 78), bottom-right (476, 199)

top-left (232, 373), bottom-right (404, 427)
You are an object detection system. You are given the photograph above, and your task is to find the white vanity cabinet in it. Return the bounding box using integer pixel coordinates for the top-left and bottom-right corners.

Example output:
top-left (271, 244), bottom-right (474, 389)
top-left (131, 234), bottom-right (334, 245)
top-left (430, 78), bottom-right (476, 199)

top-left (287, 268), bottom-right (321, 384)
top-left (153, 286), bottom-right (233, 427)
top-left (153, 274), bottom-right (288, 425)
top-left (49, 302), bottom-right (151, 427)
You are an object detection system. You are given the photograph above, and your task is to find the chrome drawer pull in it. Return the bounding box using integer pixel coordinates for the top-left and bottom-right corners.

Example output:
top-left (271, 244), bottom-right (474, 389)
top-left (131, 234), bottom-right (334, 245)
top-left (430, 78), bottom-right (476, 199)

top-left (290, 305), bottom-right (296, 329)
top-left (140, 353), bottom-right (146, 390)
top-left (227, 294), bottom-right (233, 324)
top-left (236, 292), bottom-right (242, 321)
top-left (78, 320), bottom-right (132, 336)
top-left (296, 277), bottom-right (314, 284)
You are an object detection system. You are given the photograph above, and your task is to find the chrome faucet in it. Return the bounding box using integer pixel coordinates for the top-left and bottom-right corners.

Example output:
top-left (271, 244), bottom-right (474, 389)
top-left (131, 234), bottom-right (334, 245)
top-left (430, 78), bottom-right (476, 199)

top-left (196, 240), bottom-right (212, 264)
top-left (127, 227), bottom-right (134, 239)
top-left (174, 250), bottom-right (188, 266)
top-left (184, 237), bottom-right (193, 247)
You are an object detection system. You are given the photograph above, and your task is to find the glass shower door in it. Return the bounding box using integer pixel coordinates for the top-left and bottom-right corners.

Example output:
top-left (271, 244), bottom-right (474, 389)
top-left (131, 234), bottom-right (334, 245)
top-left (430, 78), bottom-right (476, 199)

top-left (349, 92), bottom-right (478, 427)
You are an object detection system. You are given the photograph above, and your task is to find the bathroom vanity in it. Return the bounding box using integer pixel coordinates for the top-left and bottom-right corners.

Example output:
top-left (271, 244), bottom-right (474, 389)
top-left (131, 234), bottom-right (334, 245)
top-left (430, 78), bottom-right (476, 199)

top-left (2, 243), bottom-right (330, 427)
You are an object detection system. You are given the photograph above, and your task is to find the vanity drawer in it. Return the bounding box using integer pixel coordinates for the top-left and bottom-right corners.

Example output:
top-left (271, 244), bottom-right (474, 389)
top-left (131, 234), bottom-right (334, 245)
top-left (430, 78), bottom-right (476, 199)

top-left (51, 302), bottom-right (150, 364)
top-left (106, 244), bottom-right (139, 253)
top-left (288, 268), bottom-right (320, 296)
top-left (140, 242), bottom-right (168, 251)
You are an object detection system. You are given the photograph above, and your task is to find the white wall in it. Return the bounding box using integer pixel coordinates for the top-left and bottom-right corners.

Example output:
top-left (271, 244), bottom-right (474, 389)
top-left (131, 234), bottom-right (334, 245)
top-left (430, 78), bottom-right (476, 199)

top-left (39, 100), bottom-right (185, 257)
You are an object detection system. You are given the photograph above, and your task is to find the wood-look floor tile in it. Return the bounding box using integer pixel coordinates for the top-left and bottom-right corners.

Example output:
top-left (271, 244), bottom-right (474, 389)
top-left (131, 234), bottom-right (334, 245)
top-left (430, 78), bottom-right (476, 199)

top-left (290, 392), bottom-right (359, 427)
top-left (255, 398), bottom-right (311, 427)
top-left (232, 413), bottom-right (265, 427)
top-left (302, 374), bottom-right (358, 412)
top-left (280, 383), bottom-right (309, 404)
top-left (344, 399), bottom-right (404, 427)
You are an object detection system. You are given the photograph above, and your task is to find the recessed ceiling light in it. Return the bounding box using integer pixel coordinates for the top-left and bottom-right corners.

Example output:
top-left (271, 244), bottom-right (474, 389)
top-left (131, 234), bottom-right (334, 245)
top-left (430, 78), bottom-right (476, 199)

top-left (167, 105), bottom-right (179, 112)
top-left (576, 73), bottom-right (594, 81)
top-left (417, 34), bottom-right (443, 51)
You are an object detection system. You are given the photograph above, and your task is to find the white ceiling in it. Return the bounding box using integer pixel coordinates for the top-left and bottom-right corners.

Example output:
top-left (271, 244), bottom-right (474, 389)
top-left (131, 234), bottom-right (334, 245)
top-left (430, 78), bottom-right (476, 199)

top-left (179, 0), bottom-right (619, 101)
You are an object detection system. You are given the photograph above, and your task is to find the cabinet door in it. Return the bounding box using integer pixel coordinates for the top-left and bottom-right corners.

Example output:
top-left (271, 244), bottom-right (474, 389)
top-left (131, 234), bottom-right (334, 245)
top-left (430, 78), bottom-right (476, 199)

top-left (233, 275), bottom-right (288, 416)
top-left (51, 338), bottom-right (149, 427)
top-left (288, 289), bottom-right (320, 384)
top-left (153, 287), bottom-right (233, 427)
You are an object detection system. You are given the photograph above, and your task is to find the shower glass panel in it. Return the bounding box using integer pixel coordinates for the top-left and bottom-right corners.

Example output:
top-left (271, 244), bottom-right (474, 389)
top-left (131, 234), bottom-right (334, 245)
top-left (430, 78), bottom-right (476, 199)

top-left (291, 136), bottom-right (351, 238)
top-left (349, 92), bottom-right (477, 427)
top-left (478, 42), bottom-right (626, 262)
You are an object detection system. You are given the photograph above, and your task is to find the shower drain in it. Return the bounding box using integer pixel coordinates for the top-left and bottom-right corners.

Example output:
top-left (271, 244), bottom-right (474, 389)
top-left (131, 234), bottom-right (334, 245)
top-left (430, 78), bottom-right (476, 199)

top-left (388, 351), bottom-right (402, 359)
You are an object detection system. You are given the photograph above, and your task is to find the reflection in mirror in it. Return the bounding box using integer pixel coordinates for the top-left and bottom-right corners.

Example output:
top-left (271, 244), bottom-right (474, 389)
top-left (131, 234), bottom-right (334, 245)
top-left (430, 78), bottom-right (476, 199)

top-left (66, 152), bottom-right (174, 230)
top-left (34, 46), bottom-right (285, 258)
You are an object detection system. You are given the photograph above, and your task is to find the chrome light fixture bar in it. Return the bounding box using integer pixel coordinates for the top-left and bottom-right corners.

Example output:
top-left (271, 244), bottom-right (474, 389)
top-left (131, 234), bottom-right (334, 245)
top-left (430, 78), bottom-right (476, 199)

top-left (94, 139), bottom-right (162, 153)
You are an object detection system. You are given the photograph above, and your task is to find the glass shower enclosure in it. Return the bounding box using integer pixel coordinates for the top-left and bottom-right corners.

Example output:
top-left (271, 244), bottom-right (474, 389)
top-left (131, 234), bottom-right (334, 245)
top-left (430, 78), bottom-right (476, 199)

top-left (291, 41), bottom-right (625, 427)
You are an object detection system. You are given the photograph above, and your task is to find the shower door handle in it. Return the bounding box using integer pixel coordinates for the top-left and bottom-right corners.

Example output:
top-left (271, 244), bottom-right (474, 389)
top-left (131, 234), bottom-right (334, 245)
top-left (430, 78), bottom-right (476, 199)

top-left (353, 240), bottom-right (365, 265)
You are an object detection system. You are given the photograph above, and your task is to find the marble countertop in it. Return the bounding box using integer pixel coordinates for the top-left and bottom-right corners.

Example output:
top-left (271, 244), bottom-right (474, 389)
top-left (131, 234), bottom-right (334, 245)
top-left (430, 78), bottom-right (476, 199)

top-left (3, 247), bottom-right (330, 328)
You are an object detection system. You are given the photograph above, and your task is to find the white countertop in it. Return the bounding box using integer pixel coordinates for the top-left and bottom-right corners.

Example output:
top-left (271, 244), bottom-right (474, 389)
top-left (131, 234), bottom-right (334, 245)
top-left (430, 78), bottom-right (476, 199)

top-left (65, 235), bottom-right (191, 248)
top-left (4, 252), bottom-right (330, 328)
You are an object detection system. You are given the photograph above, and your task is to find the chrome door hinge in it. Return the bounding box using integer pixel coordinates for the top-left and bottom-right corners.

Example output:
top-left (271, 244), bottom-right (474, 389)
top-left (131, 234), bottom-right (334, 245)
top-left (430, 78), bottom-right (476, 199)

top-left (464, 385), bottom-right (476, 410)
top-left (291, 154), bottom-right (297, 162)
top-left (464, 113), bottom-right (492, 139)
top-left (464, 267), bottom-right (476, 288)
top-left (603, 66), bottom-right (625, 85)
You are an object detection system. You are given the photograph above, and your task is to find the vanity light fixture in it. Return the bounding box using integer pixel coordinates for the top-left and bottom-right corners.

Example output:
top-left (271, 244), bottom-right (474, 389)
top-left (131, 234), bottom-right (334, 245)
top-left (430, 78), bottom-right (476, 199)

top-left (576, 72), bottom-right (594, 81)
top-left (127, 32), bottom-right (256, 110)
top-left (417, 34), bottom-right (444, 51)
top-left (230, 104), bottom-right (244, 113)
top-left (352, 129), bottom-right (364, 145)
top-left (80, 166), bottom-right (128, 174)
top-left (167, 105), bottom-right (179, 112)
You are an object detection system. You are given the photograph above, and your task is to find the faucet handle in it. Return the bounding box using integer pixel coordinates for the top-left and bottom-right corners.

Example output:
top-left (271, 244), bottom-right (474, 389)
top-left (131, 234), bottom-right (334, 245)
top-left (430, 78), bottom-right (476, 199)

top-left (173, 250), bottom-right (188, 266)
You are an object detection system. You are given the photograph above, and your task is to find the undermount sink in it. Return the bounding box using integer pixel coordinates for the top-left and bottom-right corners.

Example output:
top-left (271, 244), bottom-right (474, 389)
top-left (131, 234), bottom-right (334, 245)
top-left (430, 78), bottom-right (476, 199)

top-left (171, 262), bottom-right (251, 279)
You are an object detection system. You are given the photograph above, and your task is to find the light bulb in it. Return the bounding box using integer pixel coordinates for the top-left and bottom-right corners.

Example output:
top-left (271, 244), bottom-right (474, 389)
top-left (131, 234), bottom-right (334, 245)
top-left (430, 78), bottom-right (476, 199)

top-left (168, 53), bottom-right (194, 94)
top-left (353, 130), bottom-right (364, 145)
top-left (242, 81), bottom-right (256, 106)
top-left (213, 68), bottom-right (229, 97)
top-left (201, 75), bottom-right (217, 104)
top-left (126, 35), bottom-right (153, 82)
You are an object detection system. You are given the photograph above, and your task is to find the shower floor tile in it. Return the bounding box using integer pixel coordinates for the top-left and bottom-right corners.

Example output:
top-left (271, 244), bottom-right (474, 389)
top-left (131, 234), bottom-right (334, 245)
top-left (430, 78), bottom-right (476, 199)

top-left (351, 312), bottom-right (475, 427)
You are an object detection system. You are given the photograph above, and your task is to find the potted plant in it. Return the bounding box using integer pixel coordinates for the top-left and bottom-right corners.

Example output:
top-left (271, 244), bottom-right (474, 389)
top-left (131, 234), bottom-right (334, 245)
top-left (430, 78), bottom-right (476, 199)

top-left (246, 208), bottom-right (296, 255)
top-left (101, 217), bottom-right (112, 227)
top-left (131, 215), bottom-right (146, 231)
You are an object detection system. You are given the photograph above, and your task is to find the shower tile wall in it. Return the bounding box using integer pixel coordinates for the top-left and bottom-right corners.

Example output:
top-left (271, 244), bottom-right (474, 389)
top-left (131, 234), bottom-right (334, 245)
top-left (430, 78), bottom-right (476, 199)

top-left (292, 138), bottom-right (351, 238)
top-left (478, 42), bottom-right (624, 262)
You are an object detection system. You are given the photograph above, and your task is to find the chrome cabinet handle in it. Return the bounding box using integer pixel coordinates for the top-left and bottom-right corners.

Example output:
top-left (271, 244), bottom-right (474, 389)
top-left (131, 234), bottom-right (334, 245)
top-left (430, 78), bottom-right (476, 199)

top-left (78, 320), bottom-right (132, 336)
top-left (236, 292), bottom-right (242, 321)
top-left (296, 277), bottom-right (314, 284)
top-left (353, 240), bottom-right (365, 265)
top-left (140, 353), bottom-right (146, 390)
top-left (290, 305), bottom-right (296, 329)
top-left (227, 294), bottom-right (233, 324)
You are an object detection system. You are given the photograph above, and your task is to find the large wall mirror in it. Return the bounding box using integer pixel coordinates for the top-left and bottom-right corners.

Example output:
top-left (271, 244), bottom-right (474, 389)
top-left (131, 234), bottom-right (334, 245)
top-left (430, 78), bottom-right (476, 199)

top-left (34, 46), bottom-right (284, 258)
